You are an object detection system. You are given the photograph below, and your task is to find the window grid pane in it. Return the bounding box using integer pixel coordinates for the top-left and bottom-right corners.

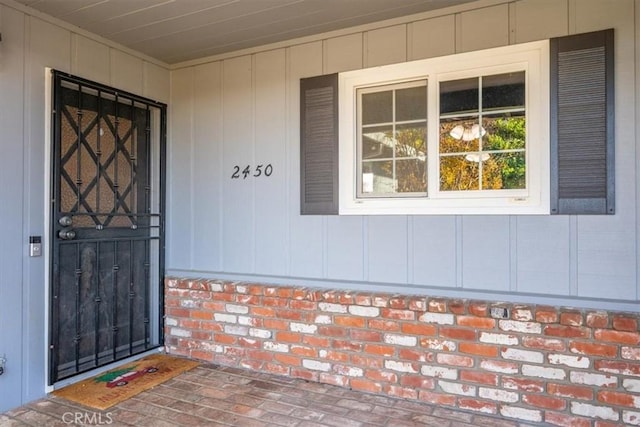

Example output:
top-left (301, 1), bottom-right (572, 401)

top-left (359, 81), bottom-right (427, 197)
top-left (439, 72), bottom-right (526, 192)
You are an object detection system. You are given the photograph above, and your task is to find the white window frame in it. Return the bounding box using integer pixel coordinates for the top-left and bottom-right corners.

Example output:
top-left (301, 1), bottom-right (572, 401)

top-left (338, 40), bottom-right (550, 215)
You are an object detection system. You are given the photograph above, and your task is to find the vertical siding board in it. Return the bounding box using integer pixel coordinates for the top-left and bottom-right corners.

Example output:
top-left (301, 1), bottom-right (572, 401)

top-left (458, 4), bottom-right (510, 52)
top-left (409, 15), bottom-right (456, 60)
top-left (288, 41), bottom-right (324, 278)
top-left (109, 50), bottom-right (143, 95)
top-left (368, 216), bottom-right (408, 284)
top-left (516, 217), bottom-right (571, 295)
top-left (144, 61), bottom-right (170, 103)
top-left (572, 0), bottom-right (636, 298)
top-left (25, 16), bottom-right (71, 403)
top-left (192, 62), bottom-right (223, 271)
top-left (365, 24), bottom-right (407, 67)
top-left (167, 68), bottom-right (194, 269)
top-left (72, 35), bottom-right (110, 85)
top-left (513, 0), bottom-right (569, 43)
top-left (0, 5), bottom-right (25, 412)
top-left (254, 49), bottom-right (288, 276)
top-left (324, 33), bottom-right (365, 281)
top-left (461, 216), bottom-right (510, 291)
top-left (412, 217), bottom-right (457, 288)
top-left (222, 56), bottom-right (254, 274)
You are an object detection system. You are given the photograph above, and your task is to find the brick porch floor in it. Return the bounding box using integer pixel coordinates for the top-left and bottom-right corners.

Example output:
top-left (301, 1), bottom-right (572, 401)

top-left (0, 363), bottom-right (537, 426)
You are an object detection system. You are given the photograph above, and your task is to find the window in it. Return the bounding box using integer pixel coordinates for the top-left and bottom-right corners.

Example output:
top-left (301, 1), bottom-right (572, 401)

top-left (338, 40), bottom-right (549, 215)
top-left (300, 30), bottom-right (614, 216)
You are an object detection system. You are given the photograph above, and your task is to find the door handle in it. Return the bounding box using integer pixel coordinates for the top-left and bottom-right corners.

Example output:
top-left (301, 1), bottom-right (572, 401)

top-left (58, 216), bottom-right (73, 226)
top-left (58, 229), bottom-right (76, 240)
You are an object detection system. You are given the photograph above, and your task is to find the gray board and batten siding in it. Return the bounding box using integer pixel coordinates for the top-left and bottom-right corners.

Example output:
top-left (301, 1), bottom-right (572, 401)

top-left (166, 0), bottom-right (639, 311)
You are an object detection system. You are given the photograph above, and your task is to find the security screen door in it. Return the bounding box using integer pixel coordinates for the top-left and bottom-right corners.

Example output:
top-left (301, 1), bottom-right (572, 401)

top-left (49, 71), bottom-right (166, 384)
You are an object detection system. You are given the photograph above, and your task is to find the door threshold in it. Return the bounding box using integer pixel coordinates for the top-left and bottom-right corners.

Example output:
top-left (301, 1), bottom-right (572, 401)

top-left (47, 347), bottom-right (164, 393)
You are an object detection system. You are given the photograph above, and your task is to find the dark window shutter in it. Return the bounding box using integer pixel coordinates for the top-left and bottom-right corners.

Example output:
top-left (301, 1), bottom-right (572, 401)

top-left (300, 73), bottom-right (339, 215)
top-left (550, 29), bottom-right (614, 214)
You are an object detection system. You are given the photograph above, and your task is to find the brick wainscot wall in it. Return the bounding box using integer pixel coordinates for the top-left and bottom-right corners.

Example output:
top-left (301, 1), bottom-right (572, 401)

top-left (164, 277), bottom-right (640, 426)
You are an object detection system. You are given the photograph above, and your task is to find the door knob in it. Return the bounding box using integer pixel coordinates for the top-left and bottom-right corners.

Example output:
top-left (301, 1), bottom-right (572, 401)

top-left (58, 229), bottom-right (76, 240)
top-left (58, 216), bottom-right (73, 227)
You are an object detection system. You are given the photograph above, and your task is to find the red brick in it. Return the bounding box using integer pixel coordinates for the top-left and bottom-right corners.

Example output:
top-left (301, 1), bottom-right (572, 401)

top-left (523, 394), bottom-right (566, 411)
top-left (189, 290), bottom-right (213, 300)
top-left (381, 308), bottom-right (415, 320)
top-left (201, 301), bottom-right (226, 311)
top-left (372, 294), bottom-right (390, 307)
top-left (180, 318), bottom-right (200, 329)
top-left (559, 311), bottom-right (583, 326)
top-left (334, 316), bottom-right (366, 328)
top-left (363, 344), bottom-right (395, 357)
top-left (223, 283), bottom-right (238, 293)
top-left (387, 296), bottom-right (406, 309)
top-left (333, 340), bottom-right (363, 351)
top-left (251, 306), bottom-right (276, 317)
top-left (401, 323), bottom-right (437, 336)
top-left (276, 331), bottom-right (301, 343)
top-left (428, 299), bottom-right (447, 313)
top-left (290, 300), bottom-right (317, 311)
top-left (235, 294), bottom-right (261, 305)
top-left (408, 297), bottom-right (427, 311)
top-left (595, 360), bottom-right (640, 376)
top-left (166, 307), bottom-right (190, 318)
top-left (323, 350), bottom-right (350, 362)
top-left (211, 292), bottom-right (234, 302)
top-left (165, 297), bottom-right (180, 307)
top-left (586, 312), bottom-right (609, 328)
top-left (569, 341), bottom-right (617, 357)
top-left (386, 385), bottom-right (418, 399)
top-left (595, 422), bottom-right (623, 427)
top-left (201, 322), bottom-right (224, 332)
top-left (597, 390), bottom-right (636, 408)
top-left (291, 368), bottom-right (318, 381)
top-left (191, 310), bottom-right (213, 320)
top-left (191, 350), bottom-right (214, 362)
top-left (458, 398), bottom-right (497, 414)
top-left (352, 354), bottom-right (383, 369)
top-left (191, 331), bottom-right (212, 341)
top-left (303, 335), bottom-right (330, 347)
top-left (460, 370), bottom-right (498, 386)
top-left (322, 291), bottom-right (339, 303)
top-left (459, 342), bottom-right (498, 357)
top-left (400, 375), bottom-right (435, 389)
top-left (368, 319), bottom-right (401, 331)
top-left (545, 412), bottom-right (591, 427)
top-left (613, 316), bottom-right (638, 331)
top-left (469, 302), bottom-right (488, 317)
top-left (365, 370), bottom-right (398, 383)
top-left (449, 300), bottom-right (466, 315)
top-left (544, 325), bottom-right (590, 338)
top-left (418, 391), bottom-right (456, 406)
top-left (440, 327), bottom-right (476, 341)
top-left (265, 363), bottom-right (289, 376)
top-left (319, 326), bottom-right (348, 338)
top-left (264, 319), bottom-right (289, 330)
top-left (214, 334), bottom-right (237, 345)
top-left (535, 306), bottom-right (558, 323)
top-left (320, 373), bottom-right (348, 387)
top-left (247, 350), bottom-right (274, 362)
top-left (437, 353), bottom-right (474, 367)
top-left (274, 353), bottom-right (301, 366)
top-left (276, 309), bottom-right (306, 321)
top-left (457, 316), bottom-right (495, 329)
top-left (350, 378), bottom-right (382, 393)
top-left (547, 383), bottom-right (593, 400)
top-left (502, 377), bottom-right (544, 392)
top-left (238, 337), bottom-right (261, 348)
top-left (245, 285), bottom-right (265, 295)
top-left (262, 297), bottom-right (288, 307)
top-left (595, 329), bottom-right (640, 345)
top-left (355, 295), bottom-right (372, 306)
top-left (398, 348), bottom-right (432, 362)
top-left (338, 294), bottom-right (355, 304)
top-left (290, 345), bottom-right (316, 357)
top-left (522, 336), bottom-right (565, 351)
top-left (350, 329), bottom-right (382, 342)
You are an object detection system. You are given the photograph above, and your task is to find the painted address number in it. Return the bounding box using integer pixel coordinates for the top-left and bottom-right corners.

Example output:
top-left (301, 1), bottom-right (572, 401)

top-left (231, 164), bottom-right (273, 179)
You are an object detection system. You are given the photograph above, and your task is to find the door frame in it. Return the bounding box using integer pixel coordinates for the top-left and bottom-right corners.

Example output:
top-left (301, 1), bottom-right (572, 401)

top-left (44, 68), bottom-right (167, 387)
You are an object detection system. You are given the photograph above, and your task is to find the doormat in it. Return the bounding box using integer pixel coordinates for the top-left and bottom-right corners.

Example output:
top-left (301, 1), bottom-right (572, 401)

top-left (52, 353), bottom-right (199, 410)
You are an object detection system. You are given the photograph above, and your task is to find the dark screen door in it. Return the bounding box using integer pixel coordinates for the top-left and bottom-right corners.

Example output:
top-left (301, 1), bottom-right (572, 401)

top-left (49, 71), bottom-right (166, 384)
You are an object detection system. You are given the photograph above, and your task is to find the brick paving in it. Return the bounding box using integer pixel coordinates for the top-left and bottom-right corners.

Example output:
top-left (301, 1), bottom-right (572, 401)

top-left (1, 364), bottom-right (538, 426)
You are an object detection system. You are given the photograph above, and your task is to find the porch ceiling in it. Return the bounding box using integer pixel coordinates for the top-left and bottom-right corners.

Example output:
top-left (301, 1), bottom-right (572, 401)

top-left (14, 0), bottom-right (473, 64)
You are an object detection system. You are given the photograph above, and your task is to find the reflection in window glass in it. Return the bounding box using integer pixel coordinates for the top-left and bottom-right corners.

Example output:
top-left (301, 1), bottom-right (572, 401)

top-left (358, 81), bottom-right (427, 196)
top-left (439, 72), bottom-right (526, 191)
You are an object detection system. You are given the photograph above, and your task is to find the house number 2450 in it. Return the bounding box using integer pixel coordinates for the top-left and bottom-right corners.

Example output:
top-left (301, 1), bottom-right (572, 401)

top-left (231, 164), bottom-right (273, 179)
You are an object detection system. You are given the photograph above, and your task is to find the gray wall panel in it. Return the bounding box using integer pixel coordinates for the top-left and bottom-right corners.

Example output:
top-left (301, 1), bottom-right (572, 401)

top-left (368, 216), bottom-right (409, 284)
top-left (461, 216), bottom-right (510, 291)
top-left (412, 217), bottom-right (457, 288)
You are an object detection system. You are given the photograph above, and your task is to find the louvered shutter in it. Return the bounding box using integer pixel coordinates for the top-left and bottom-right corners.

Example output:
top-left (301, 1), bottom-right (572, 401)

top-left (300, 73), bottom-right (339, 215)
top-left (550, 29), bottom-right (614, 214)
